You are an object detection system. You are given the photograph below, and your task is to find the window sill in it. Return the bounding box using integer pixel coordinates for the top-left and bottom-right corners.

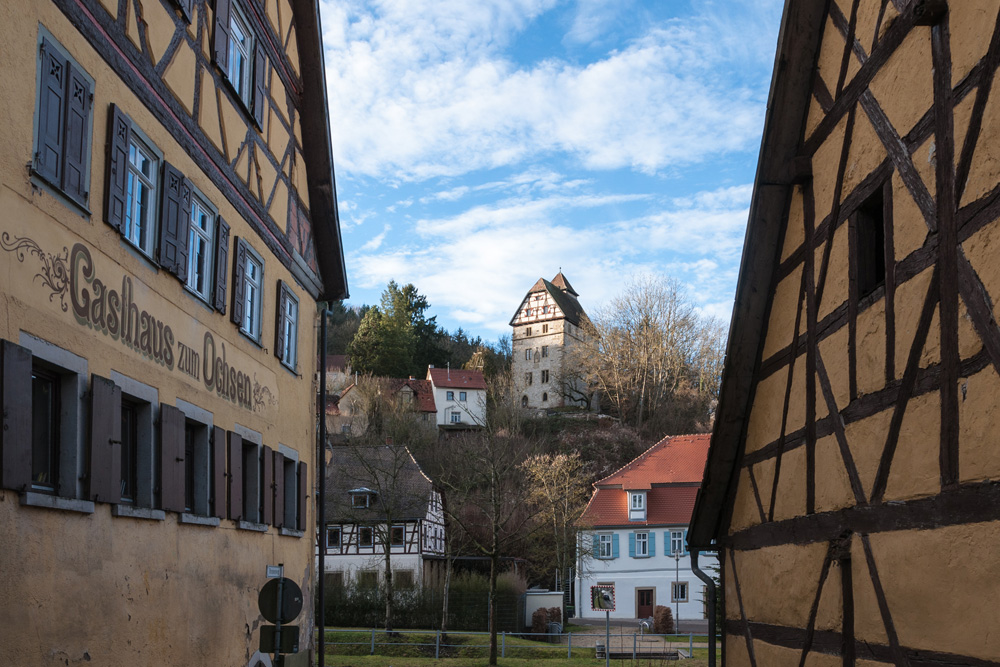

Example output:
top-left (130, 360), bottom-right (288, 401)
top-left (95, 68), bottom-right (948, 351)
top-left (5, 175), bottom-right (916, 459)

top-left (179, 512), bottom-right (220, 527)
top-left (280, 527), bottom-right (304, 538)
top-left (29, 172), bottom-right (92, 218)
top-left (238, 520), bottom-right (269, 532)
top-left (21, 492), bottom-right (94, 514)
top-left (113, 504), bottom-right (165, 521)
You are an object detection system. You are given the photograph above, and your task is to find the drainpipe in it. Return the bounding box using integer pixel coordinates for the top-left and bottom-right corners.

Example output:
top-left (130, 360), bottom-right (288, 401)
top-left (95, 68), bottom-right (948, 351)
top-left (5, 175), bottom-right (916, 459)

top-left (690, 548), bottom-right (716, 667)
top-left (318, 305), bottom-right (330, 666)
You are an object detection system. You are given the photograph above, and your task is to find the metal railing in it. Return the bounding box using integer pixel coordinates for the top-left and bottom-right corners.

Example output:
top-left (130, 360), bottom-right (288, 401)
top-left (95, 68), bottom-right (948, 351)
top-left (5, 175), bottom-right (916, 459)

top-left (320, 627), bottom-right (711, 660)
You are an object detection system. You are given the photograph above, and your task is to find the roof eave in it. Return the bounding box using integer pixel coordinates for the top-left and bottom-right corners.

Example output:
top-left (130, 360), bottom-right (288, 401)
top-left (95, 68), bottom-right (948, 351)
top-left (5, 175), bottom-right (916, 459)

top-left (688, 0), bottom-right (828, 550)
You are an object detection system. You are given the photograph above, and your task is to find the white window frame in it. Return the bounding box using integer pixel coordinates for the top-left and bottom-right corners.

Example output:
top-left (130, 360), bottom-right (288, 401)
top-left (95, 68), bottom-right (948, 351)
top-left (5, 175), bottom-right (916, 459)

top-left (450, 411), bottom-right (461, 424)
top-left (241, 246), bottom-right (264, 341)
top-left (446, 390), bottom-right (454, 401)
top-left (635, 531), bottom-right (649, 557)
top-left (227, 2), bottom-right (254, 106)
top-left (123, 131), bottom-right (160, 258)
top-left (185, 192), bottom-right (215, 301)
top-left (280, 290), bottom-right (298, 370)
top-left (459, 391), bottom-right (467, 401)
top-left (631, 492), bottom-right (645, 511)
top-left (670, 530), bottom-right (684, 555)
top-left (599, 534), bottom-right (613, 559)
top-left (672, 581), bottom-right (689, 603)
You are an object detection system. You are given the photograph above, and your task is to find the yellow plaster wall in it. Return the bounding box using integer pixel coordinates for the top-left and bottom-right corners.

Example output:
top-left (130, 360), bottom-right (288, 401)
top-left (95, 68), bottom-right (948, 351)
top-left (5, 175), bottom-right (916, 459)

top-left (855, 299), bottom-right (886, 396)
top-left (762, 266), bottom-right (802, 361)
top-left (771, 446), bottom-right (807, 522)
top-left (869, 29), bottom-right (933, 138)
top-left (731, 542), bottom-right (828, 629)
top-left (144, 0), bottom-right (175, 66)
top-left (891, 267), bottom-right (934, 379)
top-left (883, 391), bottom-right (940, 502)
top-left (963, 218), bottom-right (1000, 326)
top-left (724, 634), bottom-right (753, 667)
top-left (814, 434), bottom-right (854, 513)
top-left (816, 325), bottom-right (850, 419)
top-left (815, 225), bottom-right (849, 323)
top-left (964, 67), bottom-right (1000, 206)
top-left (843, 409), bottom-right (892, 499)
top-left (729, 469), bottom-right (763, 533)
top-left (854, 0), bottom-right (898, 56)
top-left (781, 187), bottom-right (806, 263)
top-left (891, 171), bottom-right (928, 262)
top-left (745, 367), bottom-right (788, 454)
top-left (959, 365), bottom-right (1000, 482)
top-left (842, 109), bottom-right (886, 198)
top-left (816, 17), bottom-right (848, 98)
top-left (812, 115), bottom-right (848, 224)
top-left (162, 40), bottom-right (197, 115)
top-left (949, 1), bottom-right (999, 86)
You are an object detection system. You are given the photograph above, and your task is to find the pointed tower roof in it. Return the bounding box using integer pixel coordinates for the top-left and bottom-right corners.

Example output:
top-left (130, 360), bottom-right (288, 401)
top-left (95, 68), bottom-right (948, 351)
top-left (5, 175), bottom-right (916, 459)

top-left (550, 271), bottom-right (579, 296)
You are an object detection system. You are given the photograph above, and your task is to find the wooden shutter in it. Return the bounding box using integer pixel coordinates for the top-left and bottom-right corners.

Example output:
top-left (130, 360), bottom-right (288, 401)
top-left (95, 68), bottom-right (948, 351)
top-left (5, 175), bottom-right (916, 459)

top-left (212, 0), bottom-right (232, 71)
top-left (89, 375), bottom-right (122, 503)
top-left (253, 42), bottom-right (267, 128)
top-left (230, 237), bottom-right (247, 326)
top-left (628, 533), bottom-right (635, 558)
top-left (159, 403), bottom-right (186, 512)
top-left (211, 427), bottom-right (227, 518)
top-left (649, 532), bottom-right (656, 557)
top-left (274, 280), bottom-right (288, 361)
top-left (227, 430), bottom-right (243, 520)
top-left (592, 535), bottom-right (599, 557)
top-left (61, 61), bottom-right (92, 207)
top-left (158, 162), bottom-right (192, 280)
top-left (104, 105), bottom-right (131, 232)
top-left (36, 38), bottom-right (65, 186)
top-left (261, 444), bottom-right (273, 525)
top-left (611, 534), bottom-right (619, 559)
top-left (296, 461), bottom-right (308, 531)
top-left (273, 451), bottom-right (285, 527)
top-left (1, 341), bottom-right (32, 491)
top-left (213, 217), bottom-right (230, 313)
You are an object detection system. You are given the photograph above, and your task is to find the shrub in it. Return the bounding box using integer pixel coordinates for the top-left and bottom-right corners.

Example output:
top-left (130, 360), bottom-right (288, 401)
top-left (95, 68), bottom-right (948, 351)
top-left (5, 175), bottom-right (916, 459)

top-left (531, 608), bottom-right (549, 634)
top-left (547, 607), bottom-right (561, 625)
top-left (653, 605), bottom-right (674, 634)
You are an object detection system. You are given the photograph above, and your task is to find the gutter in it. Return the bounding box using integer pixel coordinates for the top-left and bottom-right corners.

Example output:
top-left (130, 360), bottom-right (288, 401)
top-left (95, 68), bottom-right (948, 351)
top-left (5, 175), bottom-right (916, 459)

top-left (690, 548), bottom-right (717, 667)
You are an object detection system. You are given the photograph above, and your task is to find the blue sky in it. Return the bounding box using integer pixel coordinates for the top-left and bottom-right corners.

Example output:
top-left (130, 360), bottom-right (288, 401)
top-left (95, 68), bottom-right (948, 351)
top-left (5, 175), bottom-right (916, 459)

top-left (318, 0), bottom-right (785, 340)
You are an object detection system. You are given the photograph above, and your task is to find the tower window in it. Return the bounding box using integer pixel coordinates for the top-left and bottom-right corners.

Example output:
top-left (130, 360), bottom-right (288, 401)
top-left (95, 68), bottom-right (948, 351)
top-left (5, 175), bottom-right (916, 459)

top-left (856, 187), bottom-right (885, 300)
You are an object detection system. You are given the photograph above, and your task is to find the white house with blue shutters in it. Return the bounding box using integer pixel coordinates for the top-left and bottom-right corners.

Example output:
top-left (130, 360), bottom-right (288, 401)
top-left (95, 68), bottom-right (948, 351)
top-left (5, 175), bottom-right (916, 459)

top-left (575, 434), bottom-right (716, 622)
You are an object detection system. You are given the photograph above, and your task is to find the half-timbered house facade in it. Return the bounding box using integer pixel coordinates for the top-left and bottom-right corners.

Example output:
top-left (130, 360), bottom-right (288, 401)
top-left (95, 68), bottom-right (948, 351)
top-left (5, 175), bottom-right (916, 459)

top-left (0, 0), bottom-right (346, 665)
top-left (690, 1), bottom-right (1000, 665)
top-left (323, 444), bottom-right (445, 589)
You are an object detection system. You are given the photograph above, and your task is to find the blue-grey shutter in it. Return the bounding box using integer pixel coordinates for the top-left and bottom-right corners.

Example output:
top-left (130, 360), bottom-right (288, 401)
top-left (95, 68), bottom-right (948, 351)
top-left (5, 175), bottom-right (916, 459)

top-left (273, 451), bottom-right (285, 527)
top-left (159, 403), bottom-right (186, 512)
top-left (104, 105), bottom-right (131, 232)
top-left (227, 430), bottom-right (243, 520)
top-left (88, 374), bottom-right (121, 503)
top-left (664, 531), bottom-right (669, 555)
top-left (1, 340), bottom-right (32, 491)
top-left (296, 461), bottom-right (307, 531)
top-left (212, 217), bottom-right (230, 313)
top-left (158, 162), bottom-right (192, 280)
top-left (649, 532), bottom-right (655, 557)
top-left (230, 237), bottom-right (247, 326)
top-left (592, 535), bottom-right (600, 558)
top-left (612, 534), bottom-right (619, 559)
top-left (61, 61), bottom-right (92, 207)
top-left (36, 38), bottom-right (66, 186)
top-left (628, 533), bottom-right (635, 558)
top-left (683, 529), bottom-right (688, 556)
top-left (212, 0), bottom-right (232, 71)
top-left (252, 42), bottom-right (267, 128)
top-left (211, 427), bottom-right (227, 518)
top-left (274, 280), bottom-right (288, 361)
top-left (261, 444), bottom-right (273, 525)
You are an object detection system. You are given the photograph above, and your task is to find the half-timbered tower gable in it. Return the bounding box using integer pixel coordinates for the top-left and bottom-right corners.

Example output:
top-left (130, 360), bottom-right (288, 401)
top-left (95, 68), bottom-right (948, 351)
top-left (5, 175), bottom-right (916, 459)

top-left (691, 1), bottom-right (1000, 665)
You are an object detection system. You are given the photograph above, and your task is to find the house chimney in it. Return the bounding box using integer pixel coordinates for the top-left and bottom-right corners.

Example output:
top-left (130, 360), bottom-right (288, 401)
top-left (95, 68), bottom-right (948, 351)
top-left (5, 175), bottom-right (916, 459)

top-left (447, 362), bottom-right (451, 381)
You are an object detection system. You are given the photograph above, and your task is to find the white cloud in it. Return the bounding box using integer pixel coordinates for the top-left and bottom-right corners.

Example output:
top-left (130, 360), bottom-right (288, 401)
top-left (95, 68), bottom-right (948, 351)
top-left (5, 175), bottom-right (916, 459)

top-left (320, 0), bottom-right (779, 180)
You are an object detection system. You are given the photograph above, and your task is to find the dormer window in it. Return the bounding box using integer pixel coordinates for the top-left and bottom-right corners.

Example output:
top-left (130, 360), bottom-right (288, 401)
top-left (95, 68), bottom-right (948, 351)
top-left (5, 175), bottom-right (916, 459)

top-left (349, 487), bottom-right (374, 508)
top-left (629, 491), bottom-right (647, 521)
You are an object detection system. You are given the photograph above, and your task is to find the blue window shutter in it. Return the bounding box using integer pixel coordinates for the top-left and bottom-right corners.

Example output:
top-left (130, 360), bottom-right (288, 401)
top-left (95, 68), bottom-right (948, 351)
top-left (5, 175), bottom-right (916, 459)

top-left (593, 534), bottom-right (600, 558)
top-left (612, 534), bottom-right (619, 559)
top-left (683, 529), bottom-right (689, 556)
top-left (664, 531), bottom-right (669, 554)
top-left (628, 533), bottom-right (635, 558)
top-left (649, 533), bottom-right (655, 557)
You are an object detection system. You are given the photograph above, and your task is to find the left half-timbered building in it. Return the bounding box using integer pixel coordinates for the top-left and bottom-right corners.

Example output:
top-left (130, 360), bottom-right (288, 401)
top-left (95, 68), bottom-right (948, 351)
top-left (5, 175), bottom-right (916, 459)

top-left (0, 0), bottom-right (347, 665)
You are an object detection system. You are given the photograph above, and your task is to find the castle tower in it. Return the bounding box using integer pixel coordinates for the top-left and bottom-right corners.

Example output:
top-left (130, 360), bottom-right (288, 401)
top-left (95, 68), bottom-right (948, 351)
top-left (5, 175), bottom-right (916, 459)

top-left (510, 272), bottom-right (591, 410)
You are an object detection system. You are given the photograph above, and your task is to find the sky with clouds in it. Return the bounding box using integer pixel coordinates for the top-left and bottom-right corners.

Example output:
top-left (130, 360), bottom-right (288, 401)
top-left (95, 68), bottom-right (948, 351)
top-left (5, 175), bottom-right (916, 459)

top-left (318, 0), bottom-right (785, 340)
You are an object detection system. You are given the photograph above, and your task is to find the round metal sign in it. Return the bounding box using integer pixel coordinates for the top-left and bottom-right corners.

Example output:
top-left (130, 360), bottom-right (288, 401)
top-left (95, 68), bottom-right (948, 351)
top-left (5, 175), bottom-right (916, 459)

top-left (258, 577), bottom-right (304, 624)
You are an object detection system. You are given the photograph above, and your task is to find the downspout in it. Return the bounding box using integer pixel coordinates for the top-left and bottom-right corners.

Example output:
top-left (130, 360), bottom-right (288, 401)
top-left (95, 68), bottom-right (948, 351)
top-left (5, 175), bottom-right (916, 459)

top-left (690, 548), bottom-right (716, 667)
top-left (318, 305), bottom-right (330, 666)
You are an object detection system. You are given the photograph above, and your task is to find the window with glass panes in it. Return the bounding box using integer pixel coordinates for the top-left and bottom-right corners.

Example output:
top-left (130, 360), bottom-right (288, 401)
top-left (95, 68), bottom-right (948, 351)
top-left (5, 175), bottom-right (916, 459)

top-left (242, 253), bottom-right (262, 339)
top-left (31, 367), bottom-right (60, 492)
top-left (670, 530), bottom-right (684, 555)
top-left (120, 399), bottom-right (138, 502)
top-left (635, 531), bottom-right (649, 557)
top-left (599, 534), bottom-right (613, 558)
top-left (186, 195), bottom-right (214, 300)
top-left (227, 4), bottom-right (253, 104)
top-left (124, 137), bottom-right (157, 256)
top-left (280, 292), bottom-right (297, 368)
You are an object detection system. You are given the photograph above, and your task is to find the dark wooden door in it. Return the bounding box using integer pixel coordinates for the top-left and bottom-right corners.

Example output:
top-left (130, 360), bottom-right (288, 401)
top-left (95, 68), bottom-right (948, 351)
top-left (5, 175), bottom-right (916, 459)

top-left (637, 588), bottom-right (654, 618)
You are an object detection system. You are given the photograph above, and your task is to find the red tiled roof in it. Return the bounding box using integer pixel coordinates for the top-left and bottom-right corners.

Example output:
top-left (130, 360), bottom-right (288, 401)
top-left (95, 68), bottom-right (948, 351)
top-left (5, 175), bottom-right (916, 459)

top-left (581, 486), bottom-right (699, 527)
top-left (338, 379), bottom-right (436, 413)
top-left (578, 434), bottom-right (710, 528)
top-left (596, 434), bottom-right (710, 489)
top-left (427, 368), bottom-right (487, 390)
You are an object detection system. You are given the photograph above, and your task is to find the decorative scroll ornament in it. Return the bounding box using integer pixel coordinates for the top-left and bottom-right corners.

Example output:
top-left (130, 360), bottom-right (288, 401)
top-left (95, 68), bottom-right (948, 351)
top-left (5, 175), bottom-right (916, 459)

top-left (0, 233), bottom-right (70, 311)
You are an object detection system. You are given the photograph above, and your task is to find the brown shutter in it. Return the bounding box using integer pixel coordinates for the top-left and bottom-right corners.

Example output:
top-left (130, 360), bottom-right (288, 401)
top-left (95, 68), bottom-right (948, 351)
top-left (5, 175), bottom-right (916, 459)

top-left (89, 375), bottom-right (122, 503)
top-left (231, 237), bottom-right (247, 326)
top-left (253, 42), bottom-right (267, 128)
top-left (36, 38), bottom-right (65, 186)
top-left (158, 162), bottom-right (192, 280)
top-left (296, 461), bottom-right (308, 531)
top-left (104, 105), bottom-right (131, 232)
top-left (273, 451), bottom-right (285, 527)
top-left (274, 280), bottom-right (288, 361)
top-left (61, 61), bottom-right (92, 207)
top-left (261, 444), bottom-right (273, 525)
top-left (212, 0), bottom-right (232, 72)
top-left (211, 426), bottom-right (227, 518)
top-left (159, 403), bottom-right (185, 512)
top-left (227, 430), bottom-right (243, 520)
top-left (1, 341), bottom-right (32, 491)
top-left (213, 217), bottom-right (230, 313)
